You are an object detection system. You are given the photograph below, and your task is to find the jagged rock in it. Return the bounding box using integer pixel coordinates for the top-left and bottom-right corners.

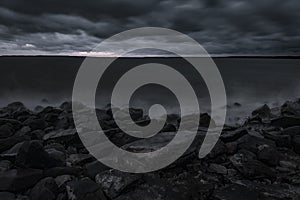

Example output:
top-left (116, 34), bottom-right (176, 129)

top-left (55, 175), bottom-right (74, 189)
top-left (30, 177), bottom-right (58, 200)
top-left (257, 145), bottom-right (280, 166)
top-left (281, 100), bottom-right (300, 117)
top-left (0, 119), bottom-right (22, 130)
top-left (0, 169), bottom-right (43, 192)
top-left (236, 134), bottom-right (275, 153)
top-left (263, 131), bottom-right (291, 147)
top-left (252, 104), bottom-right (271, 119)
top-left (66, 177), bottom-right (107, 200)
top-left (0, 192), bottom-right (15, 200)
top-left (95, 169), bottom-right (140, 199)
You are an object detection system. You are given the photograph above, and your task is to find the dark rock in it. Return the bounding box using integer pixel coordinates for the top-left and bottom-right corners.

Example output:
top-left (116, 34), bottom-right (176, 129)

top-left (0, 124), bottom-right (14, 139)
top-left (23, 117), bottom-right (47, 130)
top-left (257, 145), bottom-right (280, 166)
top-left (60, 102), bottom-right (72, 112)
top-left (213, 183), bottom-right (260, 200)
top-left (95, 169), bottom-right (140, 199)
top-left (263, 131), bottom-right (291, 148)
top-left (199, 113), bottom-right (216, 127)
top-left (208, 163), bottom-right (227, 175)
top-left (129, 108), bottom-right (144, 121)
top-left (43, 129), bottom-right (77, 141)
top-left (30, 177), bottom-right (58, 200)
top-left (67, 154), bottom-right (94, 166)
top-left (44, 167), bottom-right (82, 177)
top-left (0, 169), bottom-right (43, 192)
top-left (0, 192), bottom-right (15, 200)
top-left (292, 135), bottom-right (300, 154)
top-left (225, 142), bottom-right (238, 154)
top-left (233, 102), bottom-right (242, 107)
top-left (0, 135), bottom-right (29, 153)
top-left (0, 160), bottom-right (12, 173)
top-left (230, 150), bottom-right (276, 179)
top-left (45, 148), bottom-right (66, 167)
top-left (236, 134), bottom-right (275, 153)
top-left (271, 116), bottom-right (300, 128)
top-left (0, 119), bottom-right (22, 130)
top-left (281, 99), bottom-right (300, 117)
top-left (55, 175), bottom-right (74, 189)
top-left (66, 177), bottom-right (107, 200)
top-left (282, 126), bottom-right (300, 136)
top-left (221, 128), bottom-right (248, 142)
top-left (16, 140), bottom-right (64, 169)
top-left (161, 123), bottom-right (177, 132)
top-left (252, 104), bottom-right (271, 119)
top-left (84, 161), bottom-right (109, 179)
top-left (30, 130), bottom-right (45, 140)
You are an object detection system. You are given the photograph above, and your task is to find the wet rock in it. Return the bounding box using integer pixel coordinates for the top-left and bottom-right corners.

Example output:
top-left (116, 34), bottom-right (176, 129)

top-left (208, 163), bottom-right (227, 175)
top-left (95, 169), bottom-right (140, 199)
top-left (0, 192), bottom-right (15, 200)
top-left (257, 145), bottom-right (280, 166)
top-left (0, 169), bottom-right (43, 192)
top-left (30, 177), bottom-right (58, 200)
top-left (213, 183), bottom-right (259, 200)
top-left (66, 177), bottom-right (107, 200)
top-left (292, 135), bottom-right (300, 154)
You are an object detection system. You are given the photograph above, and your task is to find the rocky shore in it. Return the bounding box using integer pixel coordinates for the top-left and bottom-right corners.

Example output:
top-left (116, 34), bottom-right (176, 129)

top-left (0, 99), bottom-right (300, 200)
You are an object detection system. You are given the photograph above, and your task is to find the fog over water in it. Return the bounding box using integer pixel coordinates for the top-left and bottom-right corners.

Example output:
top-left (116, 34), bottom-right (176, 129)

top-left (0, 56), bottom-right (299, 125)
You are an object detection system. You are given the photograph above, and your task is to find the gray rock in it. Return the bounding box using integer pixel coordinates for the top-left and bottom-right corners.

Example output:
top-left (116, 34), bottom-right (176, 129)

top-left (0, 124), bottom-right (14, 139)
top-left (67, 154), bottom-right (94, 166)
top-left (221, 128), bottom-right (248, 143)
top-left (0, 169), bottom-right (43, 192)
top-left (30, 177), bottom-right (58, 200)
top-left (84, 161), bottom-right (109, 179)
top-left (292, 135), bottom-right (300, 154)
top-left (271, 116), bottom-right (300, 128)
top-left (257, 145), bottom-right (280, 166)
top-left (95, 169), bottom-right (140, 199)
top-left (213, 183), bottom-right (259, 200)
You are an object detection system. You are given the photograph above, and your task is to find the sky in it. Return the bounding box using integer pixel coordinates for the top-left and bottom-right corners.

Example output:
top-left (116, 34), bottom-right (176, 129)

top-left (0, 0), bottom-right (299, 56)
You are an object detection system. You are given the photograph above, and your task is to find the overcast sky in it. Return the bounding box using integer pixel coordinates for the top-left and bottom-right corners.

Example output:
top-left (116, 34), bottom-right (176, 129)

top-left (0, 0), bottom-right (299, 56)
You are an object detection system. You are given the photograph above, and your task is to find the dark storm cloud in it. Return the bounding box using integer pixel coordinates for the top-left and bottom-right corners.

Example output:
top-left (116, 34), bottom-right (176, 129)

top-left (0, 0), bottom-right (299, 55)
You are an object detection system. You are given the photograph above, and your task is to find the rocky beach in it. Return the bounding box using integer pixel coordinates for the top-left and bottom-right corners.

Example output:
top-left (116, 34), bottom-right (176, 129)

top-left (0, 98), bottom-right (300, 200)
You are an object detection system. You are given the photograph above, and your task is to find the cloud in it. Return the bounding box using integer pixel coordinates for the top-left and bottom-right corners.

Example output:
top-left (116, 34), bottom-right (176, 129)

top-left (0, 0), bottom-right (299, 55)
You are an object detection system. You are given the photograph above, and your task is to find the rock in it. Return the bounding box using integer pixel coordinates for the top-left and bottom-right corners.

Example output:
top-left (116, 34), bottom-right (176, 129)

top-left (0, 119), bottom-right (22, 130)
top-left (257, 145), bottom-right (280, 166)
top-left (282, 126), bottom-right (300, 136)
top-left (95, 169), bottom-right (140, 199)
top-left (263, 131), bottom-right (291, 148)
top-left (271, 116), bottom-right (300, 128)
top-left (67, 154), bottom-right (94, 166)
top-left (0, 169), bottom-right (43, 192)
top-left (55, 175), bottom-right (74, 189)
top-left (292, 135), bottom-right (300, 154)
top-left (44, 167), bottom-right (81, 177)
top-left (161, 123), bottom-right (177, 132)
top-left (0, 124), bottom-right (14, 139)
top-left (213, 183), bottom-right (259, 200)
top-left (30, 177), bottom-right (58, 200)
top-left (0, 160), bottom-right (12, 173)
top-left (230, 150), bottom-right (276, 179)
top-left (252, 104), bottom-right (271, 118)
top-left (236, 134), bottom-right (275, 153)
top-left (279, 160), bottom-right (297, 170)
top-left (45, 148), bottom-right (66, 167)
top-left (23, 117), bottom-right (47, 130)
top-left (199, 113), bottom-right (215, 127)
top-left (0, 192), bottom-right (15, 200)
top-left (84, 161), bottom-right (109, 179)
top-left (66, 177), bottom-right (107, 200)
top-left (208, 140), bottom-right (227, 158)
top-left (281, 99), bottom-right (300, 117)
top-left (208, 164), bottom-right (227, 175)
top-left (221, 128), bottom-right (248, 142)
top-left (225, 142), bottom-right (238, 154)
top-left (43, 129), bottom-right (77, 141)
top-left (15, 140), bottom-right (61, 169)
